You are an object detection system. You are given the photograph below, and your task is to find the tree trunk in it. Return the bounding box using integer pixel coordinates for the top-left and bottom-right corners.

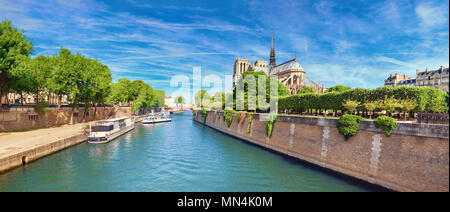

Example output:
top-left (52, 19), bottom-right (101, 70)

top-left (0, 69), bottom-right (5, 110)
top-left (94, 103), bottom-right (97, 120)
top-left (58, 94), bottom-right (62, 109)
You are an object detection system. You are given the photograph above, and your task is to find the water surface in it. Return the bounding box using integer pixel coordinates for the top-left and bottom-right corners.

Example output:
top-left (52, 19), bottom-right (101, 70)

top-left (0, 112), bottom-right (382, 191)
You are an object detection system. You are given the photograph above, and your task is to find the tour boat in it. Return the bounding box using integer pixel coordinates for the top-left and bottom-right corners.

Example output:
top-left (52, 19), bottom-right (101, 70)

top-left (88, 117), bottom-right (135, 144)
top-left (142, 112), bottom-right (172, 124)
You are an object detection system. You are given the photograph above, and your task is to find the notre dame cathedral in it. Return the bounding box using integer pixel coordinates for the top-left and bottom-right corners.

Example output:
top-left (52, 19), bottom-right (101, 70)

top-left (233, 32), bottom-right (326, 95)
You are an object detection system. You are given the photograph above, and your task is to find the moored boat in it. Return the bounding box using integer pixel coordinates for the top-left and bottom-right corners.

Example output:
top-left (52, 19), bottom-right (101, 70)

top-left (88, 117), bottom-right (135, 144)
top-left (142, 112), bottom-right (172, 124)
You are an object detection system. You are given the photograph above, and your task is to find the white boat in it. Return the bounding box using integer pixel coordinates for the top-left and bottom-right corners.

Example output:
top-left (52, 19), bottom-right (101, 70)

top-left (88, 117), bottom-right (135, 144)
top-left (142, 111), bottom-right (172, 124)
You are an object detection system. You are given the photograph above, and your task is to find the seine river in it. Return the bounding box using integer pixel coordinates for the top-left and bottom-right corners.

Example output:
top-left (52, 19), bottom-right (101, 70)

top-left (0, 112), bottom-right (383, 191)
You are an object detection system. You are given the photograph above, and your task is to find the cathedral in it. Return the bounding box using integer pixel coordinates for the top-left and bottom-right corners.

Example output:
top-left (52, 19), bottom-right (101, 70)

top-left (233, 32), bottom-right (326, 95)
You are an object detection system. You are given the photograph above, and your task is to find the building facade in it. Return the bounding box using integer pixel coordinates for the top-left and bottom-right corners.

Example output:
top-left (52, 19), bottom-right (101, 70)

top-left (232, 32), bottom-right (326, 95)
top-left (384, 66), bottom-right (449, 92)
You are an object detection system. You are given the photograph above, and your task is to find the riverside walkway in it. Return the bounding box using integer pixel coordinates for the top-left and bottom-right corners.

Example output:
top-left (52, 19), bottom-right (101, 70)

top-left (0, 115), bottom-right (146, 173)
top-left (0, 122), bottom-right (91, 173)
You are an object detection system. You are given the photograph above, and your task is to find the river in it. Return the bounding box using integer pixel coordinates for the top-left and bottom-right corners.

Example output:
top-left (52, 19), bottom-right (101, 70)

top-left (0, 112), bottom-right (383, 191)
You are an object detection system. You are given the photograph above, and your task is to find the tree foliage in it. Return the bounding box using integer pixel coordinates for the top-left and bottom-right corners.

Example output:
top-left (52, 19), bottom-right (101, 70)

top-left (325, 85), bottom-right (351, 93)
top-left (0, 20), bottom-right (33, 106)
top-left (374, 116), bottom-right (397, 137)
top-left (279, 86), bottom-right (448, 114)
top-left (297, 86), bottom-right (316, 94)
top-left (337, 114), bottom-right (364, 140)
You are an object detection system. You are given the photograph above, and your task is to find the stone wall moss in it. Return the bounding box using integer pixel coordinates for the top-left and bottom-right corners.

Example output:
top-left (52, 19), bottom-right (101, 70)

top-left (201, 109), bottom-right (208, 123)
top-left (224, 110), bottom-right (234, 127)
top-left (247, 112), bottom-right (255, 134)
top-left (265, 113), bottom-right (278, 137)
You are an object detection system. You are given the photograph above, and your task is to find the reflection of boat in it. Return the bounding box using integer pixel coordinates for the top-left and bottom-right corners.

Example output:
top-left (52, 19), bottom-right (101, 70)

top-left (88, 117), bottom-right (134, 144)
top-left (142, 111), bottom-right (172, 124)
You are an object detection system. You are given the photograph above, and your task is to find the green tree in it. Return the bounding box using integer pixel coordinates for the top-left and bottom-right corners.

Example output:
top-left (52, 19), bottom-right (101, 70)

top-left (343, 100), bottom-right (359, 114)
top-left (325, 85), bottom-right (351, 93)
top-left (0, 20), bottom-right (33, 108)
top-left (297, 86), bottom-right (315, 94)
top-left (427, 89), bottom-right (447, 113)
top-left (48, 48), bottom-right (73, 108)
top-left (175, 96), bottom-right (186, 108)
top-left (195, 89), bottom-right (211, 109)
top-left (152, 90), bottom-right (165, 107)
top-left (399, 100), bottom-right (416, 121)
top-left (211, 92), bottom-right (225, 110)
top-left (107, 78), bottom-right (134, 105)
top-left (378, 98), bottom-right (400, 117)
top-left (131, 83), bottom-right (154, 114)
top-left (363, 102), bottom-right (377, 120)
top-left (9, 55), bottom-right (34, 105)
top-left (233, 71), bottom-right (289, 111)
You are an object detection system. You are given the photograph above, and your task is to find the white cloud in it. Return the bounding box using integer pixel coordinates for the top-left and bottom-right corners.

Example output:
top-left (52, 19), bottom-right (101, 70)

top-left (335, 40), bottom-right (357, 53)
top-left (416, 4), bottom-right (448, 27)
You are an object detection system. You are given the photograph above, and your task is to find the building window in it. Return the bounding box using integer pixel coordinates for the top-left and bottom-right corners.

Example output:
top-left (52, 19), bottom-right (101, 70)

top-left (28, 115), bottom-right (38, 120)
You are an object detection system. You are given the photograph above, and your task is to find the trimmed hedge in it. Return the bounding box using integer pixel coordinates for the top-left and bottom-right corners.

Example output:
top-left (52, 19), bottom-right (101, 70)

top-left (279, 86), bottom-right (448, 113)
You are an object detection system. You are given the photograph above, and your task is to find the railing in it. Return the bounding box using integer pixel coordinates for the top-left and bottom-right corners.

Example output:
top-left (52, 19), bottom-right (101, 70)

top-left (417, 112), bottom-right (449, 125)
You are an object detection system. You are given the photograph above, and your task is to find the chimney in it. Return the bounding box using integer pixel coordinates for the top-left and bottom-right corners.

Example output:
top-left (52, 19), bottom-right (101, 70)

top-left (390, 74), bottom-right (393, 78)
top-left (441, 65), bottom-right (445, 71)
top-left (404, 74), bottom-right (407, 79)
top-left (425, 68), bottom-right (429, 72)
top-left (416, 69), bottom-right (420, 75)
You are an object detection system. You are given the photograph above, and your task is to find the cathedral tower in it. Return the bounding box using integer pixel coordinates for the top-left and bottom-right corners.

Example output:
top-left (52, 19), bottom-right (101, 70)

top-left (269, 30), bottom-right (276, 68)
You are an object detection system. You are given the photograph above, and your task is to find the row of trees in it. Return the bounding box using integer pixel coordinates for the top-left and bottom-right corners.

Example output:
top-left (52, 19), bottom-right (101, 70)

top-left (0, 20), bottom-right (164, 115)
top-left (107, 78), bottom-right (166, 113)
top-left (279, 86), bottom-right (449, 116)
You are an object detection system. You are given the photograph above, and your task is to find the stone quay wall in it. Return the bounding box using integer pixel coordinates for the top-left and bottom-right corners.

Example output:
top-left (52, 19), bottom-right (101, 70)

top-left (0, 107), bottom-right (132, 132)
top-left (194, 111), bottom-right (449, 192)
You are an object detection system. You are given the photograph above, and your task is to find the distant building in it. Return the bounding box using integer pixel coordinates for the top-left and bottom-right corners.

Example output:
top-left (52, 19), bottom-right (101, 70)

top-left (416, 66), bottom-right (449, 92)
top-left (232, 31), bottom-right (326, 94)
top-left (164, 96), bottom-right (175, 108)
top-left (384, 66), bottom-right (449, 92)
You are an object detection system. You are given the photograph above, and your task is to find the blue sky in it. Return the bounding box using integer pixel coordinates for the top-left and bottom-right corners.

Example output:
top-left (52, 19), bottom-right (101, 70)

top-left (1, 0), bottom-right (449, 101)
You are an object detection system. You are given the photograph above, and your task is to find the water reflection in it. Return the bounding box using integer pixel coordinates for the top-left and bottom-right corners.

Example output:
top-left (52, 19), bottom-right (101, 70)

top-left (0, 112), bottom-right (383, 192)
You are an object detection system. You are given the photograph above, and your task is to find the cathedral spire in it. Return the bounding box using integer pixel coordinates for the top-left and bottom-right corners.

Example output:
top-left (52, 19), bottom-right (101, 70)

top-left (270, 30), bottom-right (276, 68)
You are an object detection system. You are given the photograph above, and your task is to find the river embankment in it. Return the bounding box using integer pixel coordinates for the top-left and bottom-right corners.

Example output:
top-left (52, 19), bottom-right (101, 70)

top-left (0, 114), bottom-right (146, 173)
top-left (193, 111), bottom-right (449, 192)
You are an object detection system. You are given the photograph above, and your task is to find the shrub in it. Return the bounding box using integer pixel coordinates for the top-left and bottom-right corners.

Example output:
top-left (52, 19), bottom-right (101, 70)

top-left (201, 109), bottom-right (208, 123)
top-left (236, 111), bottom-right (243, 123)
top-left (224, 110), bottom-right (234, 127)
top-left (337, 114), bottom-right (364, 140)
top-left (35, 102), bottom-right (48, 115)
top-left (265, 113), bottom-right (278, 137)
top-left (374, 116), bottom-right (397, 137)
